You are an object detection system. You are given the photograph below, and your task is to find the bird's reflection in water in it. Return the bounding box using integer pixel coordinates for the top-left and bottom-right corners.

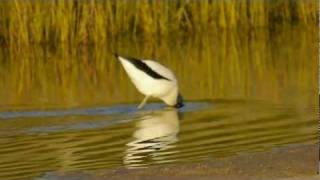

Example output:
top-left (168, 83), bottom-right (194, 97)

top-left (124, 108), bottom-right (180, 168)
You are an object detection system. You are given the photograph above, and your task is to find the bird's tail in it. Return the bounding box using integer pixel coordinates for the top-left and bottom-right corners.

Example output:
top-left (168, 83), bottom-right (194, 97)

top-left (113, 52), bottom-right (119, 59)
top-left (113, 53), bottom-right (127, 65)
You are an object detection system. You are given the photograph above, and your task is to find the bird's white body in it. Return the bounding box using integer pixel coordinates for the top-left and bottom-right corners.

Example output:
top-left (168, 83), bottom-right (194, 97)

top-left (117, 56), bottom-right (179, 107)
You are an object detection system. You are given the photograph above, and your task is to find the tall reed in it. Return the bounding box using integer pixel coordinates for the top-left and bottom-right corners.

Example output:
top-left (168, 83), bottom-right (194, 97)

top-left (0, 0), bottom-right (317, 48)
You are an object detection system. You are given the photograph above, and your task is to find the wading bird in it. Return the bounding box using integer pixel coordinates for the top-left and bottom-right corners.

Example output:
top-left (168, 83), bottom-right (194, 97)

top-left (115, 54), bottom-right (184, 109)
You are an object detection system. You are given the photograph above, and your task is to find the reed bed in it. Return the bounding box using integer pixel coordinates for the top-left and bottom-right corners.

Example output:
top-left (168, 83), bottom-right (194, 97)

top-left (0, 0), bottom-right (317, 109)
top-left (0, 0), bottom-right (318, 48)
top-left (0, 26), bottom-right (317, 110)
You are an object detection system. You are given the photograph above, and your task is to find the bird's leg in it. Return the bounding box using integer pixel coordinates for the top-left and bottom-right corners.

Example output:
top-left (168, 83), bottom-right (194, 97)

top-left (138, 96), bottom-right (149, 109)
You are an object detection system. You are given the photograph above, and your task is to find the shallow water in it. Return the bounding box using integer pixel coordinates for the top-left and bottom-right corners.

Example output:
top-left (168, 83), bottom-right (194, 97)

top-left (0, 100), bottom-right (317, 179)
top-left (0, 26), bottom-right (318, 180)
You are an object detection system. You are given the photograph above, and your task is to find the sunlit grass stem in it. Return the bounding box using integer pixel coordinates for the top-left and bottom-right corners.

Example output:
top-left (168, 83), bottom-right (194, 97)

top-left (0, 0), bottom-right (317, 48)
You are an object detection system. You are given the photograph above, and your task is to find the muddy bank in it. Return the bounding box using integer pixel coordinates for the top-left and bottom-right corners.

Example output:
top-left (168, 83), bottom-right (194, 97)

top-left (44, 144), bottom-right (319, 180)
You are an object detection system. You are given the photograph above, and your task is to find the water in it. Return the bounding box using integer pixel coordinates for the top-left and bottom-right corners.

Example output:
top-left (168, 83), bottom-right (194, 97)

top-left (0, 26), bottom-right (318, 180)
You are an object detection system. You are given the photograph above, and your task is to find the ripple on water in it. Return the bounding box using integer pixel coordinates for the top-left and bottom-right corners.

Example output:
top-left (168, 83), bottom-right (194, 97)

top-left (0, 100), bottom-right (317, 180)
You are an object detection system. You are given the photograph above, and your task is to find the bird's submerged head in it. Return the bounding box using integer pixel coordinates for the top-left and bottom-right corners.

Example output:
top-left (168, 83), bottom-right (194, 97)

top-left (161, 89), bottom-right (184, 109)
top-left (174, 93), bottom-right (184, 108)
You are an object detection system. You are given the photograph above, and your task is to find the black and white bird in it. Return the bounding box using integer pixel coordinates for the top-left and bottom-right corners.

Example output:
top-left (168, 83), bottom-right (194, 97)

top-left (115, 54), bottom-right (184, 109)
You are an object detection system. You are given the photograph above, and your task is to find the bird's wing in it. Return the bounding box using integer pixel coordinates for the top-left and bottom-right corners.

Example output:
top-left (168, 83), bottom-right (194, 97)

top-left (116, 55), bottom-right (172, 81)
top-left (143, 60), bottom-right (176, 82)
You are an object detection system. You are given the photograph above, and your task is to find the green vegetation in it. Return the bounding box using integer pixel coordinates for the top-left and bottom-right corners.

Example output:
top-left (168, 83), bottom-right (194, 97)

top-left (0, 0), bottom-right (318, 47)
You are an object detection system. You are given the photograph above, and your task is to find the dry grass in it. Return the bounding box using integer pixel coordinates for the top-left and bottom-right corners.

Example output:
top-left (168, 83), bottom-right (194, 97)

top-left (0, 0), bottom-right (318, 48)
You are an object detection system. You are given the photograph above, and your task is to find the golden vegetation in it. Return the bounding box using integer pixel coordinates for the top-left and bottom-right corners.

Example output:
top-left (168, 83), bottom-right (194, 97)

top-left (0, 0), bottom-right (318, 48)
top-left (0, 26), bottom-right (317, 110)
top-left (0, 1), bottom-right (317, 109)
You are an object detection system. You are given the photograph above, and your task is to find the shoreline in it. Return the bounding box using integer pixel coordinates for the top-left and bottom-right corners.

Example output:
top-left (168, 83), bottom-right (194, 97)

top-left (44, 143), bottom-right (319, 180)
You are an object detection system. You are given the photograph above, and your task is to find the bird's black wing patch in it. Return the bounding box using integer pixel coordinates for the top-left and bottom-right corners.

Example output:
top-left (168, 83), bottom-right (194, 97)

top-left (125, 57), bottom-right (171, 81)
